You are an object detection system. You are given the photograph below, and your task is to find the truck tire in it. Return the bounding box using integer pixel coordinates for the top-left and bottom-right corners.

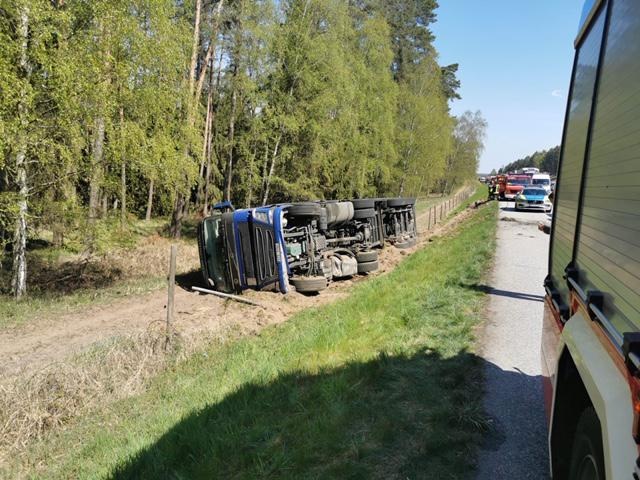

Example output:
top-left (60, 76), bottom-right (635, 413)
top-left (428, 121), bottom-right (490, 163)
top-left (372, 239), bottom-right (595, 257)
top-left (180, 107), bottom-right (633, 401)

top-left (352, 208), bottom-right (376, 220)
top-left (568, 408), bottom-right (604, 480)
top-left (356, 250), bottom-right (378, 263)
top-left (387, 198), bottom-right (416, 207)
top-left (395, 238), bottom-right (416, 249)
top-left (351, 199), bottom-right (375, 209)
top-left (288, 203), bottom-right (323, 217)
top-left (290, 276), bottom-right (328, 293)
top-left (357, 260), bottom-right (378, 274)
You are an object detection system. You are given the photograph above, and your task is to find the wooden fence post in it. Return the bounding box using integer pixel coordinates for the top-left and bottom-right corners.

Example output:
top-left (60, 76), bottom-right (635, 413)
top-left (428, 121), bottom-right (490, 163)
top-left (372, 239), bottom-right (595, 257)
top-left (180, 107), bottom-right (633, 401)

top-left (165, 244), bottom-right (177, 349)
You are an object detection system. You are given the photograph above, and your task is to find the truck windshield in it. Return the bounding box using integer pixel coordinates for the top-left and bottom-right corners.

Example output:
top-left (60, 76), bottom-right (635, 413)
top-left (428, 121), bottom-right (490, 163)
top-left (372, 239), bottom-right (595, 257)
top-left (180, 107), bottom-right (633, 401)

top-left (202, 215), bottom-right (232, 292)
top-left (532, 178), bottom-right (550, 186)
top-left (508, 179), bottom-right (530, 185)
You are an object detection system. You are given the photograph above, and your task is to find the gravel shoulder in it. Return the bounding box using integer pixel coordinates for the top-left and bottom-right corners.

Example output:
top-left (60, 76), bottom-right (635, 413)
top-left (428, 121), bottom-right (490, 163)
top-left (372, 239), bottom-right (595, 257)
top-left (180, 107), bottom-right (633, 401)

top-left (475, 202), bottom-right (551, 479)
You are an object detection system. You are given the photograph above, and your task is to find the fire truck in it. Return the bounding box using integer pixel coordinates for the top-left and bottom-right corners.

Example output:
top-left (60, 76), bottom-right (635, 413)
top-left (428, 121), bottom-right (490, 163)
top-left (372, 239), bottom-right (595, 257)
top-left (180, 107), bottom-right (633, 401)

top-left (542, 0), bottom-right (640, 478)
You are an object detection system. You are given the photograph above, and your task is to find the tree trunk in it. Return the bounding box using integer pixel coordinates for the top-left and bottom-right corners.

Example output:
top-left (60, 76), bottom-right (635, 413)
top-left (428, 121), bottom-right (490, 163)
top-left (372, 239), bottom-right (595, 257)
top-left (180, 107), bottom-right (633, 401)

top-left (197, 78), bottom-right (214, 208)
top-left (12, 5), bottom-right (30, 300)
top-left (170, 194), bottom-right (185, 239)
top-left (224, 86), bottom-right (237, 202)
top-left (194, 0), bottom-right (225, 104)
top-left (89, 116), bottom-right (105, 222)
top-left (12, 156), bottom-right (27, 300)
top-left (188, 0), bottom-right (202, 100)
top-left (262, 133), bottom-right (282, 206)
top-left (245, 142), bottom-right (258, 208)
top-left (101, 193), bottom-right (108, 217)
top-left (119, 106), bottom-right (126, 227)
top-left (171, 0), bottom-right (203, 239)
top-left (204, 145), bottom-right (213, 216)
top-left (145, 178), bottom-right (154, 221)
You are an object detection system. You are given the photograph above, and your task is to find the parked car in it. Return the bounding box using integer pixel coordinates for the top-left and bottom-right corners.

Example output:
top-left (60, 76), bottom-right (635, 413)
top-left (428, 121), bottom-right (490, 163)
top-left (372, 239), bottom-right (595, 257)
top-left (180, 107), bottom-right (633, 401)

top-left (514, 187), bottom-right (552, 212)
top-left (197, 198), bottom-right (417, 295)
top-left (541, 1), bottom-right (640, 478)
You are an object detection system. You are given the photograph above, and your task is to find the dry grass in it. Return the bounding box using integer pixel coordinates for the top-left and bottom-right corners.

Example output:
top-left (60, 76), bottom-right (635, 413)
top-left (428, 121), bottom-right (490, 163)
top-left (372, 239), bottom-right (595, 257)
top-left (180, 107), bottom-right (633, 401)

top-left (23, 234), bottom-right (199, 296)
top-left (0, 320), bottom-right (236, 467)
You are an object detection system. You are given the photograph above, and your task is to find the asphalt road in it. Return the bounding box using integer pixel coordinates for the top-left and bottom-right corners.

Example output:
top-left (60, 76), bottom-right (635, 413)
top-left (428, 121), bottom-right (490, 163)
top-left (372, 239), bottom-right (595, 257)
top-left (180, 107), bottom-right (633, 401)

top-left (475, 202), bottom-right (551, 479)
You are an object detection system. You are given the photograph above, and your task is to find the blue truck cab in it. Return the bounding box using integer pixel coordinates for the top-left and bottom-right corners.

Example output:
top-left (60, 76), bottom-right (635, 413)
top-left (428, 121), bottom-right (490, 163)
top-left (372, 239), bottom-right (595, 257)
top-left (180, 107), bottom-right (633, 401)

top-left (198, 203), bottom-right (290, 293)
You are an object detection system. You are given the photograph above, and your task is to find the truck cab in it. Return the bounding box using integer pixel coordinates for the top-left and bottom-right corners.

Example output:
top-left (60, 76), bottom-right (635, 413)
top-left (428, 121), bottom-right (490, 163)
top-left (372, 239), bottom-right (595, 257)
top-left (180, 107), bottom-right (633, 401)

top-left (503, 174), bottom-right (531, 200)
top-left (531, 173), bottom-right (552, 194)
top-left (198, 205), bottom-right (286, 294)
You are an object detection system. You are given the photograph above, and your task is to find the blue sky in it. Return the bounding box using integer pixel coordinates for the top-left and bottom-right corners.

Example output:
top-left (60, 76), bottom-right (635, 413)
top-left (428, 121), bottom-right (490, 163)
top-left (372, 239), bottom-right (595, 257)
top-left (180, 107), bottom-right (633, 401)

top-left (432, 0), bottom-right (585, 173)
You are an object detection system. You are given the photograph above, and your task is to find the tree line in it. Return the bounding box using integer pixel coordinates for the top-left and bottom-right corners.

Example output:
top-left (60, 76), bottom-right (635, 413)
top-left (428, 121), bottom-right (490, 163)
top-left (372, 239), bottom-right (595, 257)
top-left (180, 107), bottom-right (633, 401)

top-left (0, 0), bottom-right (487, 298)
top-left (496, 146), bottom-right (559, 175)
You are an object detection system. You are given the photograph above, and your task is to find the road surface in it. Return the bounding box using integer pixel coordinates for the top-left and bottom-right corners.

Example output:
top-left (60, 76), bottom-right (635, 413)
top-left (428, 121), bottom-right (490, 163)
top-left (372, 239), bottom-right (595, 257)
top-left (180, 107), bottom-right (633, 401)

top-left (475, 202), bottom-right (551, 479)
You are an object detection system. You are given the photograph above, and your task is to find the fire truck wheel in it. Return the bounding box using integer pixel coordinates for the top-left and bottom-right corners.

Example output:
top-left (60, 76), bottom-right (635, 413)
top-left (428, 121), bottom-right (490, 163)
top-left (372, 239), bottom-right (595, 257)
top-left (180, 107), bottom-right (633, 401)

top-left (395, 238), bottom-right (416, 249)
top-left (387, 198), bottom-right (416, 207)
top-left (290, 276), bottom-right (328, 293)
top-left (287, 203), bottom-right (323, 217)
top-left (567, 408), bottom-right (604, 480)
top-left (356, 250), bottom-right (378, 263)
top-left (357, 260), bottom-right (378, 274)
top-left (351, 199), bottom-right (375, 209)
top-left (352, 208), bottom-right (376, 220)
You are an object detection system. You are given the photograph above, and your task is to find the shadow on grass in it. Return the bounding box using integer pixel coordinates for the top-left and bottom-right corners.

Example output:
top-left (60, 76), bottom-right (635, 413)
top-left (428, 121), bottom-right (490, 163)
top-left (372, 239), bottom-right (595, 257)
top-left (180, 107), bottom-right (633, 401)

top-left (108, 351), bottom-right (544, 480)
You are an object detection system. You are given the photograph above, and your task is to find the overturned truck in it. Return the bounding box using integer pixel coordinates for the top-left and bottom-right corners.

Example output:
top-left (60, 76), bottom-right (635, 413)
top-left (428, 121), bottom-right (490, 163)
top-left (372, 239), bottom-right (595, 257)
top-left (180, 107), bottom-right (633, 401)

top-left (197, 198), bottom-right (417, 294)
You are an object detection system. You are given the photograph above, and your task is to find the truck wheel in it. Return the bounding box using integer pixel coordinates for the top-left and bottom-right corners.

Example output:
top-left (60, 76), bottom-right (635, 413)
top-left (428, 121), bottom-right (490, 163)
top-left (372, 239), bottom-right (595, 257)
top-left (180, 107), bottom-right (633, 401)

top-left (568, 408), bottom-right (604, 480)
top-left (288, 203), bottom-right (323, 217)
top-left (395, 238), bottom-right (416, 249)
top-left (357, 260), bottom-right (378, 274)
top-left (387, 198), bottom-right (416, 207)
top-left (356, 250), bottom-right (378, 263)
top-left (353, 208), bottom-right (376, 220)
top-left (290, 276), bottom-right (328, 293)
top-left (351, 199), bottom-right (375, 209)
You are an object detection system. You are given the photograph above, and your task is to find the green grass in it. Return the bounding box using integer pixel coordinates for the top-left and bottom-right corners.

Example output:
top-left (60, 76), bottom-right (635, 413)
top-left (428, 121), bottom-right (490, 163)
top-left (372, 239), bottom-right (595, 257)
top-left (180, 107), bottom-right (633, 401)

top-left (10, 202), bottom-right (497, 480)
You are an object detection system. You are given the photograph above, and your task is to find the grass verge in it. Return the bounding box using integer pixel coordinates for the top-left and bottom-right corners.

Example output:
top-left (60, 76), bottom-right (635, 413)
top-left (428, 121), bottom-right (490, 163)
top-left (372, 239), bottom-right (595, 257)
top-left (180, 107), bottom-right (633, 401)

top-left (9, 202), bottom-right (497, 479)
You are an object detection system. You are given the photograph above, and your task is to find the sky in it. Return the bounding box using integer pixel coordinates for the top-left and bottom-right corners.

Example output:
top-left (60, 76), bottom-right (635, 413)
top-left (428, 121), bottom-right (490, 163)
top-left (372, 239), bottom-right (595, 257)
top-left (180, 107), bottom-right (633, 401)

top-left (432, 0), bottom-right (586, 173)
